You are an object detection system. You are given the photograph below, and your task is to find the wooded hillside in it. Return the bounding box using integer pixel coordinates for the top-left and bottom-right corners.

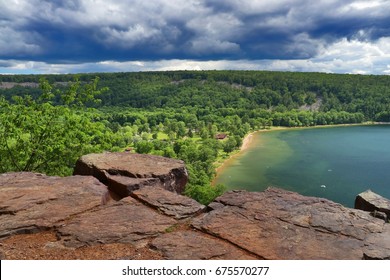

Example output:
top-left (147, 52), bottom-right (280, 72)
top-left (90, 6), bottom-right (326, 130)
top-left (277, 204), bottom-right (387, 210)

top-left (1, 71), bottom-right (389, 203)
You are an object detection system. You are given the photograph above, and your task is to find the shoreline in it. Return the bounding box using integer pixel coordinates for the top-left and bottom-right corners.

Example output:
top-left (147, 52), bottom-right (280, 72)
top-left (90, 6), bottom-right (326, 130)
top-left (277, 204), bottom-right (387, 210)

top-left (212, 127), bottom-right (283, 184)
top-left (213, 130), bottom-right (257, 175)
top-left (212, 122), bottom-right (390, 186)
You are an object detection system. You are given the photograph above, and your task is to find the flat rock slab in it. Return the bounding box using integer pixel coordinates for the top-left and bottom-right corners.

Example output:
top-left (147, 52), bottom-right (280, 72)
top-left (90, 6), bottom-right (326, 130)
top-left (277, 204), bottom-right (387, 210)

top-left (106, 175), bottom-right (160, 197)
top-left (74, 152), bottom-right (188, 197)
top-left (151, 230), bottom-right (258, 260)
top-left (0, 172), bottom-right (107, 238)
top-left (194, 188), bottom-right (390, 260)
top-left (2, 170), bottom-right (390, 260)
top-left (355, 189), bottom-right (390, 219)
top-left (57, 197), bottom-right (177, 248)
top-left (132, 186), bottom-right (206, 219)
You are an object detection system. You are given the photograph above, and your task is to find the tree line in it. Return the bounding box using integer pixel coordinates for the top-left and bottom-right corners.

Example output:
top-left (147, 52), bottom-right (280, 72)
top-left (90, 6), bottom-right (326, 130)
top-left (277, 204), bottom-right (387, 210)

top-left (1, 70), bottom-right (389, 203)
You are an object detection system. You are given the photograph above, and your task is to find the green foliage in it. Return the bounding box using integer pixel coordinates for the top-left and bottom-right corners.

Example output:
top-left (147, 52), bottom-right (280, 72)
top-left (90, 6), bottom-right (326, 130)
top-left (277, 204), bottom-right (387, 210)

top-left (2, 70), bottom-right (388, 204)
top-left (223, 137), bottom-right (238, 153)
top-left (135, 140), bottom-right (154, 154)
top-left (3, 71), bottom-right (390, 121)
top-left (0, 78), bottom-right (110, 176)
top-left (184, 180), bottom-right (226, 205)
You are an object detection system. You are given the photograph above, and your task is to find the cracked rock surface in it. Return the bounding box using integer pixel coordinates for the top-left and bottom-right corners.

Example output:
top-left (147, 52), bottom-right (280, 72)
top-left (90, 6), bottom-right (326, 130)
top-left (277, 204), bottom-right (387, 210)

top-left (0, 172), bottom-right (107, 238)
top-left (1, 158), bottom-right (390, 260)
top-left (131, 186), bottom-right (205, 219)
top-left (73, 152), bottom-right (188, 197)
top-left (151, 230), bottom-right (258, 260)
top-left (193, 188), bottom-right (390, 260)
top-left (57, 196), bottom-right (177, 248)
top-left (355, 189), bottom-right (390, 219)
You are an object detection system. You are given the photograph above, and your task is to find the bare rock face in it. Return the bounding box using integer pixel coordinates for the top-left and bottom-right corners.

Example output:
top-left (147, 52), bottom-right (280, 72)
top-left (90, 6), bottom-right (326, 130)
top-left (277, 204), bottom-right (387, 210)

top-left (355, 190), bottom-right (390, 221)
top-left (0, 172), bottom-right (107, 238)
top-left (2, 161), bottom-right (390, 260)
top-left (131, 186), bottom-right (205, 219)
top-left (73, 152), bottom-right (188, 198)
top-left (0, 171), bottom-right (199, 260)
top-left (193, 188), bottom-right (390, 260)
top-left (57, 197), bottom-right (177, 248)
top-left (151, 230), bottom-right (257, 260)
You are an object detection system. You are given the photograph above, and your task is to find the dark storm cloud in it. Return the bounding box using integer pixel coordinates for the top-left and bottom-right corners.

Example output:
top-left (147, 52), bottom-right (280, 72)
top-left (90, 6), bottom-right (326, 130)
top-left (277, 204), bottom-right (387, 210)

top-left (203, 0), bottom-right (390, 58)
top-left (0, 0), bottom-right (390, 63)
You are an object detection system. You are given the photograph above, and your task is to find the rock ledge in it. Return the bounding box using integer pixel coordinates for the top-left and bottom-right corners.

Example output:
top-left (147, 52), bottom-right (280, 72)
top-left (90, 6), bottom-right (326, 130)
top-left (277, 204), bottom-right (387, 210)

top-left (74, 152), bottom-right (188, 198)
top-left (1, 153), bottom-right (389, 260)
top-left (355, 190), bottom-right (390, 221)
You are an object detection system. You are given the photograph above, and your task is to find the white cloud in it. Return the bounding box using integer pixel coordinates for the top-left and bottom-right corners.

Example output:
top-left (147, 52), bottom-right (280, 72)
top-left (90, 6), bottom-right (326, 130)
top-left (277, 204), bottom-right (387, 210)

top-left (98, 25), bottom-right (161, 48)
top-left (186, 12), bottom-right (243, 37)
top-left (313, 37), bottom-right (390, 73)
top-left (349, 0), bottom-right (383, 10)
top-left (341, 0), bottom-right (390, 14)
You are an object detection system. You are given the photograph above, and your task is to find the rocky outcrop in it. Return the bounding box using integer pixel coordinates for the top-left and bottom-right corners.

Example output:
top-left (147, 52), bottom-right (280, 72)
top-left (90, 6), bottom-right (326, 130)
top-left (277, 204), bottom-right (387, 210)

top-left (131, 186), bottom-right (205, 219)
top-left (355, 190), bottom-right (390, 221)
top-left (1, 153), bottom-right (390, 260)
top-left (151, 230), bottom-right (257, 260)
top-left (0, 172), bottom-right (107, 239)
top-left (73, 152), bottom-right (188, 198)
top-left (57, 196), bottom-right (177, 248)
top-left (193, 188), bottom-right (390, 260)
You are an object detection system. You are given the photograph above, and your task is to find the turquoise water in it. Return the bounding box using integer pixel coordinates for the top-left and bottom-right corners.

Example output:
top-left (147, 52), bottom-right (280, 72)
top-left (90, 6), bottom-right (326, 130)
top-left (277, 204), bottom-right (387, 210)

top-left (214, 125), bottom-right (390, 207)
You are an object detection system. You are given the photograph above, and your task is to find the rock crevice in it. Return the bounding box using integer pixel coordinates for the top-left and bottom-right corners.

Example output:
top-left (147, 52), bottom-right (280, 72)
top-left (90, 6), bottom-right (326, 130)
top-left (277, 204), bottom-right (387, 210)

top-left (1, 153), bottom-right (389, 260)
top-left (73, 152), bottom-right (188, 199)
top-left (355, 189), bottom-right (390, 222)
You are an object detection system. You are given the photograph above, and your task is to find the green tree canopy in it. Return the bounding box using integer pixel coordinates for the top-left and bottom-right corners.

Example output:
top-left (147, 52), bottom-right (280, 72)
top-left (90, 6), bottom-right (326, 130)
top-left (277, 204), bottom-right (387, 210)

top-left (0, 77), bottom-right (110, 176)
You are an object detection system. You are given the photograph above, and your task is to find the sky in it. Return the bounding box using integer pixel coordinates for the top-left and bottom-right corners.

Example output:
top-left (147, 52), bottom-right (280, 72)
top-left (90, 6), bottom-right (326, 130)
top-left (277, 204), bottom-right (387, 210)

top-left (1, 0), bottom-right (390, 75)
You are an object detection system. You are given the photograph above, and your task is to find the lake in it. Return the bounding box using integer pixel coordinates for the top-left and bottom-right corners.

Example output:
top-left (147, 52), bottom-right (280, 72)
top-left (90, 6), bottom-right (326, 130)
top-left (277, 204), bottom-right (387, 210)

top-left (214, 125), bottom-right (390, 207)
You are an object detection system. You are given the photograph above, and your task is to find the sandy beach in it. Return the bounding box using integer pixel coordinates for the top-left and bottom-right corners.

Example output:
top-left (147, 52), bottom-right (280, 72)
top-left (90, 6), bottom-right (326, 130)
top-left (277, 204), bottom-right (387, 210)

top-left (213, 130), bottom-right (263, 180)
top-left (240, 131), bottom-right (255, 151)
top-left (213, 127), bottom-right (285, 176)
top-left (238, 126), bottom-right (289, 152)
top-left (235, 122), bottom-right (387, 155)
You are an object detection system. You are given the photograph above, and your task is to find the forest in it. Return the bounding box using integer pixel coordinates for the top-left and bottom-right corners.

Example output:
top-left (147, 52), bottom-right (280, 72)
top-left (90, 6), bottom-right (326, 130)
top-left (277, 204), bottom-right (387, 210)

top-left (1, 70), bottom-right (389, 204)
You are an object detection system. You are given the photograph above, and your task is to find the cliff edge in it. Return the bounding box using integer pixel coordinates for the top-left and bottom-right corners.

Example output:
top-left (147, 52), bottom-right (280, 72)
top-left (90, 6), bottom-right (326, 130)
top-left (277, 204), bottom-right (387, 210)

top-left (0, 152), bottom-right (389, 260)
